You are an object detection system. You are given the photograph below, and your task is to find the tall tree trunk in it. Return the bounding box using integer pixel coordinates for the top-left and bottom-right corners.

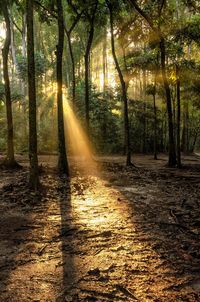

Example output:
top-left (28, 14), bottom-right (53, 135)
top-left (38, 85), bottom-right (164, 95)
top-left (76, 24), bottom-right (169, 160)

top-left (160, 38), bottom-right (177, 166)
top-left (108, 2), bottom-right (132, 166)
top-left (181, 43), bottom-right (191, 154)
top-left (102, 29), bottom-right (108, 94)
top-left (142, 69), bottom-right (146, 153)
top-left (172, 88), bottom-right (176, 148)
top-left (22, 13), bottom-right (27, 57)
top-left (10, 15), bottom-right (17, 70)
top-left (26, 0), bottom-right (39, 188)
top-left (176, 65), bottom-right (181, 167)
top-left (182, 101), bottom-right (189, 153)
top-left (191, 128), bottom-right (199, 153)
top-left (85, 40), bottom-right (92, 134)
top-left (1, 2), bottom-right (17, 167)
top-left (56, 0), bottom-right (69, 175)
top-left (21, 11), bottom-right (28, 113)
top-left (84, 3), bottom-right (97, 134)
top-left (66, 31), bottom-right (76, 105)
top-left (153, 91), bottom-right (158, 160)
top-left (128, 0), bottom-right (176, 166)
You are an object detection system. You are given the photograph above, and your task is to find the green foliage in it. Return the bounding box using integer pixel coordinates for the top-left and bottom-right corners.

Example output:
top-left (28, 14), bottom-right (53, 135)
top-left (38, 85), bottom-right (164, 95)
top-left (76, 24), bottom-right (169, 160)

top-left (176, 14), bottom-right (200, 44)
top-left (17, 52), bottom-right (47, 81)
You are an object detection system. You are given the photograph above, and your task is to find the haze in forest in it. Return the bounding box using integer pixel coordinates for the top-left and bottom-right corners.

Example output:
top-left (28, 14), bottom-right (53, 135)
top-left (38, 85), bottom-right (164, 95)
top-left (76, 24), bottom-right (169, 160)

top-left (0, 0), bottom-right (200, 184)
top-left (63, 98), bottom-right (98, 174)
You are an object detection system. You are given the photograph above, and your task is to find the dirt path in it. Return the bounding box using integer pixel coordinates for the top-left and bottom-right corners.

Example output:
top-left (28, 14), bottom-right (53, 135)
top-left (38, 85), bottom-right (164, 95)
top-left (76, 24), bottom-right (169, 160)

top-left (0, 155), bottom-right (200, 301)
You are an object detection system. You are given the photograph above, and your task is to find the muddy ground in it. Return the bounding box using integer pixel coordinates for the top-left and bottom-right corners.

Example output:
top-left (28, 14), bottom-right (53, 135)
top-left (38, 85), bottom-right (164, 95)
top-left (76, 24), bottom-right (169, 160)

top-left (0, 154), bottom-right (200, 302)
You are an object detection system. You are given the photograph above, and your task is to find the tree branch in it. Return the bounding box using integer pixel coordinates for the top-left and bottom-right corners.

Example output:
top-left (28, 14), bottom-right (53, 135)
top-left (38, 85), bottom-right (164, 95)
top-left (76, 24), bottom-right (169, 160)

top-left (127, 0), bottom-right (159, 36)
top-left (34, 0), bottom-right (57, 19)
top-left (11, 17), bottom-right (22, 34)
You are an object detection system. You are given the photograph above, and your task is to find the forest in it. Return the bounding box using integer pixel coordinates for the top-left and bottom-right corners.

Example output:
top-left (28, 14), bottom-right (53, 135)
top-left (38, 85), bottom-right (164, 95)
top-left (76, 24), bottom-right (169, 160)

top-left (0, 0), bottom-right (200, 301)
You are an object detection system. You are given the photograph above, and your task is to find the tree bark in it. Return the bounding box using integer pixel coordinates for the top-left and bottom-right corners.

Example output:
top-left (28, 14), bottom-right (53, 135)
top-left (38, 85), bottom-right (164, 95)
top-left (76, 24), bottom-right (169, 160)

top-left (181, 101), bottom-right (189, 153)
top-left (142, 69), bottom-right (146, 153)
top-left (84, 2), bottom-right (97, 134)
top-left (103, 29), bottom-right (108, 94)
top-left (66, 30), bottom-right (76, 105)
top-left (153, 90), bottom-right (158, 160)
top-left (108, 2), bottom-right (132, 166)
top-left (56, 0), bottom-right (69, 175)
top-left (176, 65), bottom-right (181, 167)
top-left (26, 0), bottom-right (39, 188)
top-left (22, 13), bottom-right (27, 57)
top-left (10, 15), bottom-right (18, 70)
top-left (1, 2), bottom-right (17, 167)
top-left (160, 38), bottom-right (177, 166)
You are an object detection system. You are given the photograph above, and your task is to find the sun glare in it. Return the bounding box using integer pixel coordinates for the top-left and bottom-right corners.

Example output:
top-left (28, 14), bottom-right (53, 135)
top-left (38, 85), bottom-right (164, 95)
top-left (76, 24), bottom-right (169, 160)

top-left (0, 24), bottom-right (6, 40)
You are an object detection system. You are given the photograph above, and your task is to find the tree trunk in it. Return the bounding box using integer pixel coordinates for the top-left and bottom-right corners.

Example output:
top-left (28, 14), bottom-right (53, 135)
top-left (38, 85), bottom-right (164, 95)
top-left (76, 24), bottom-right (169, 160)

top-left (176, 65), bottom-right (181, 167)
top-left (160, 38), bottom-right (177, 166)
top-left (84, 3), bottom-right (97, 134)
top-left (10, 15), bottom-right (18, 70)
top-left (181, 101), bottom-right (189, 153)
top-left (85, 52), bottom-right (90, 133)
top-left (108, 2), bottom-right (132, 166)
top-left (56, 0), bottom-right (69, 175)
top-left (153, 92), bottom-right (158, 160)
top-left (26, 0), bottom-right (39, 188)
top-left (84, 29), bottom-right (93, 134)
top-left (22, 13), bottom-right (27, 57)
top-left (191, 129), bottom-right (199, 153)
top-left (1, 2), bottom-right (17, 167)
top-left (142, 69), bottom-right (146, 153)
top-left (66, 31), bottom-right (76, 105)
top-left (103, 29), bottom-right (108, 94)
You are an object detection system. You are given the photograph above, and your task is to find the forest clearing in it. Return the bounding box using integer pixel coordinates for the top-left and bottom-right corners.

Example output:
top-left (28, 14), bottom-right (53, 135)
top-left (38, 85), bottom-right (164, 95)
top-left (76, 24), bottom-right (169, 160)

top-left (1, 0), bottom-right (200, 301)
top-left (0, 154), bottom-right (200, 301)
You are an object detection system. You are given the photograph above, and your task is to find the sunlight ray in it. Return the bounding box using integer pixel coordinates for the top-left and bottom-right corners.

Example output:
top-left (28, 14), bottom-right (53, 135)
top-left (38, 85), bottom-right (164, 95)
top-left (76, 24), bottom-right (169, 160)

top-left (63, 98), bottom-right (99, 175)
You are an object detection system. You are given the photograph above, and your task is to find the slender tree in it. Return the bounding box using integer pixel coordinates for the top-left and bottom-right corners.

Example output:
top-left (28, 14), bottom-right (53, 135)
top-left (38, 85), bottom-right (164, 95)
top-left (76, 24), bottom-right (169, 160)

top-left (84, 1), bottom-right (98, 134)
top-left (56, 0), bottom-right (69, 175)
top-left (176, 65), bottom-right (181, 167)
top-left (128, 0), bottom-right (177, 167)
top-left (64, 11), bottom-right (82, 106)
top-left (107, 0), bottom-right (132, 166)
top-left (26, 0), bottom-right (39, 189)
top-left (1, 1), bottom-right (18, 168)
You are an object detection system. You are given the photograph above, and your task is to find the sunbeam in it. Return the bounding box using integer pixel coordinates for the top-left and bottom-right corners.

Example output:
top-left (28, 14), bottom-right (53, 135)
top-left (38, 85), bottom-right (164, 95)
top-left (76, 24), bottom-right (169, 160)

top-left (63, 99), bottom-right (99, 175)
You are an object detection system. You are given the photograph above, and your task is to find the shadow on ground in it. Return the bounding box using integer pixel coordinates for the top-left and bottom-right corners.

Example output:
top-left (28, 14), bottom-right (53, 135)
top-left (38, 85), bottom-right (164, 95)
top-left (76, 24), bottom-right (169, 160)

top-left (0, 154), bottom-right (200, 301)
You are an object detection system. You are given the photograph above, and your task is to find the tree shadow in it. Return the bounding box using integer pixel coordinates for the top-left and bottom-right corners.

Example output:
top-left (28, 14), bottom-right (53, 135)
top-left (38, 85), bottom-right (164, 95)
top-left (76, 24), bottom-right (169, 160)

top-left (109, 163), bottom-right (200, 300)
top-left (57, 175), bottom-right (79, 301)
top-left (0, 169), bottom-right (44, 301)
top-left (0, 169), bottom-right (77, 302)
top-left (1, 161), bottom-right (199, 301)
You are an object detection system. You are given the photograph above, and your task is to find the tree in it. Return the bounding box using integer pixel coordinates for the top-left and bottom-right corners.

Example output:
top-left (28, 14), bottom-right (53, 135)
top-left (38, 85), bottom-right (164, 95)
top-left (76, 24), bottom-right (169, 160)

top-left (146, 83), bottom-right (158, 160)
top-left (1, 1), bottom-right (19, 168)
top-left (176, 64), bottom-right (181, 167)
top-left (107, 0), bottom-right (132, 166)
top-left (26, 0), bottom-right (39, 189)
top-left (56, 0), bottom-right (69, 175)
top-left (64, 1), bottom-right (83, 106)
top-left (84, 1), bottom-right (98, 134)
top-left (128, 0), bottom-right (177, 167)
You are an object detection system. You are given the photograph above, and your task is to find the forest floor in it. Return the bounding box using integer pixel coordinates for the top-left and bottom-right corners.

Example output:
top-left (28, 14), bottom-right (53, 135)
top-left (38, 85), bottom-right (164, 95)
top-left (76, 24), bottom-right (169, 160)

top-left (0, 154), bottom-right (200, 302)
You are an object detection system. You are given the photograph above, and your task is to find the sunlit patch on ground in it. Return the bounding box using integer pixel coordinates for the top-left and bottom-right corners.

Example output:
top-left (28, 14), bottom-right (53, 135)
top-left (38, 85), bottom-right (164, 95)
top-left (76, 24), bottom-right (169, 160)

top-left (0, 158), bottom-right (200, 301)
